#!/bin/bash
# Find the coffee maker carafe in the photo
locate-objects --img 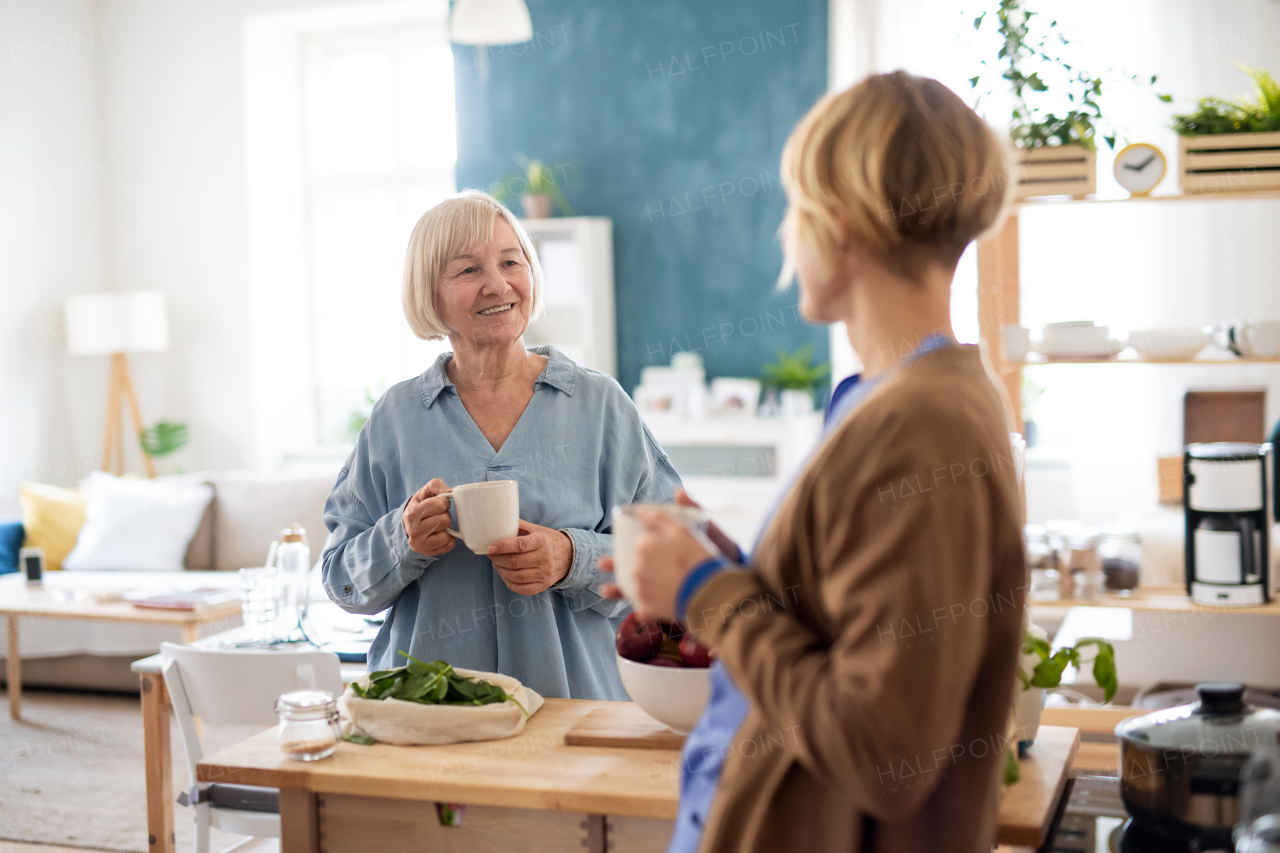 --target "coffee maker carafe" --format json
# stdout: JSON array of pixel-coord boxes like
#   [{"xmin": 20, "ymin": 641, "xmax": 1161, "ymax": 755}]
[{"xmin": 1184, "ymin": 442, "xmax": 1273, "ymax": 606}]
